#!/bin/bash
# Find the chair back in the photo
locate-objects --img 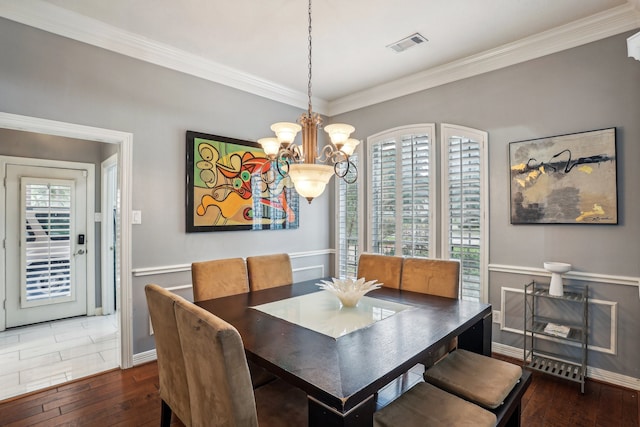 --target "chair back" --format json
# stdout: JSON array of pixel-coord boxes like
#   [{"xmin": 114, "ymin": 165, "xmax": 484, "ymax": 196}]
[
  {"xmin": 174, "ymin": 298, "xmax": 259, "ymax": 427},
  {"xmin": 246, "ymin": 253, "xmax": 293, "ymax": 291},
  {"xmin": 401, "ymin": 258, "xmax": 460, "ymax": 298},
  {"xmin": 357, "ymin": 253, "xmax": 403, "ymax": 289},
  {"xmin": 144, "ymin": 284, "xmax": 191, "ymax": 426},
  {"xmin": 191, "ymin": 257, "xmax": 249, "ymax": 302}
]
